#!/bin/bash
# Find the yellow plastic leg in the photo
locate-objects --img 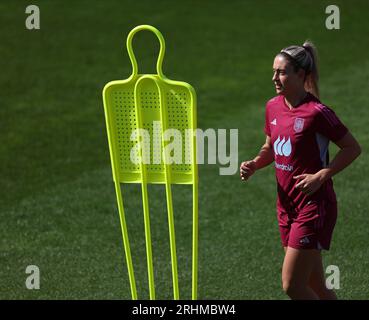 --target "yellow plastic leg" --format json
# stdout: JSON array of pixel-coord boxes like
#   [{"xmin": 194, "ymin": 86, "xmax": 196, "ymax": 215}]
[{"xmin": 114, "ymin": 181, "xmax": 137, "ymax": 299}]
